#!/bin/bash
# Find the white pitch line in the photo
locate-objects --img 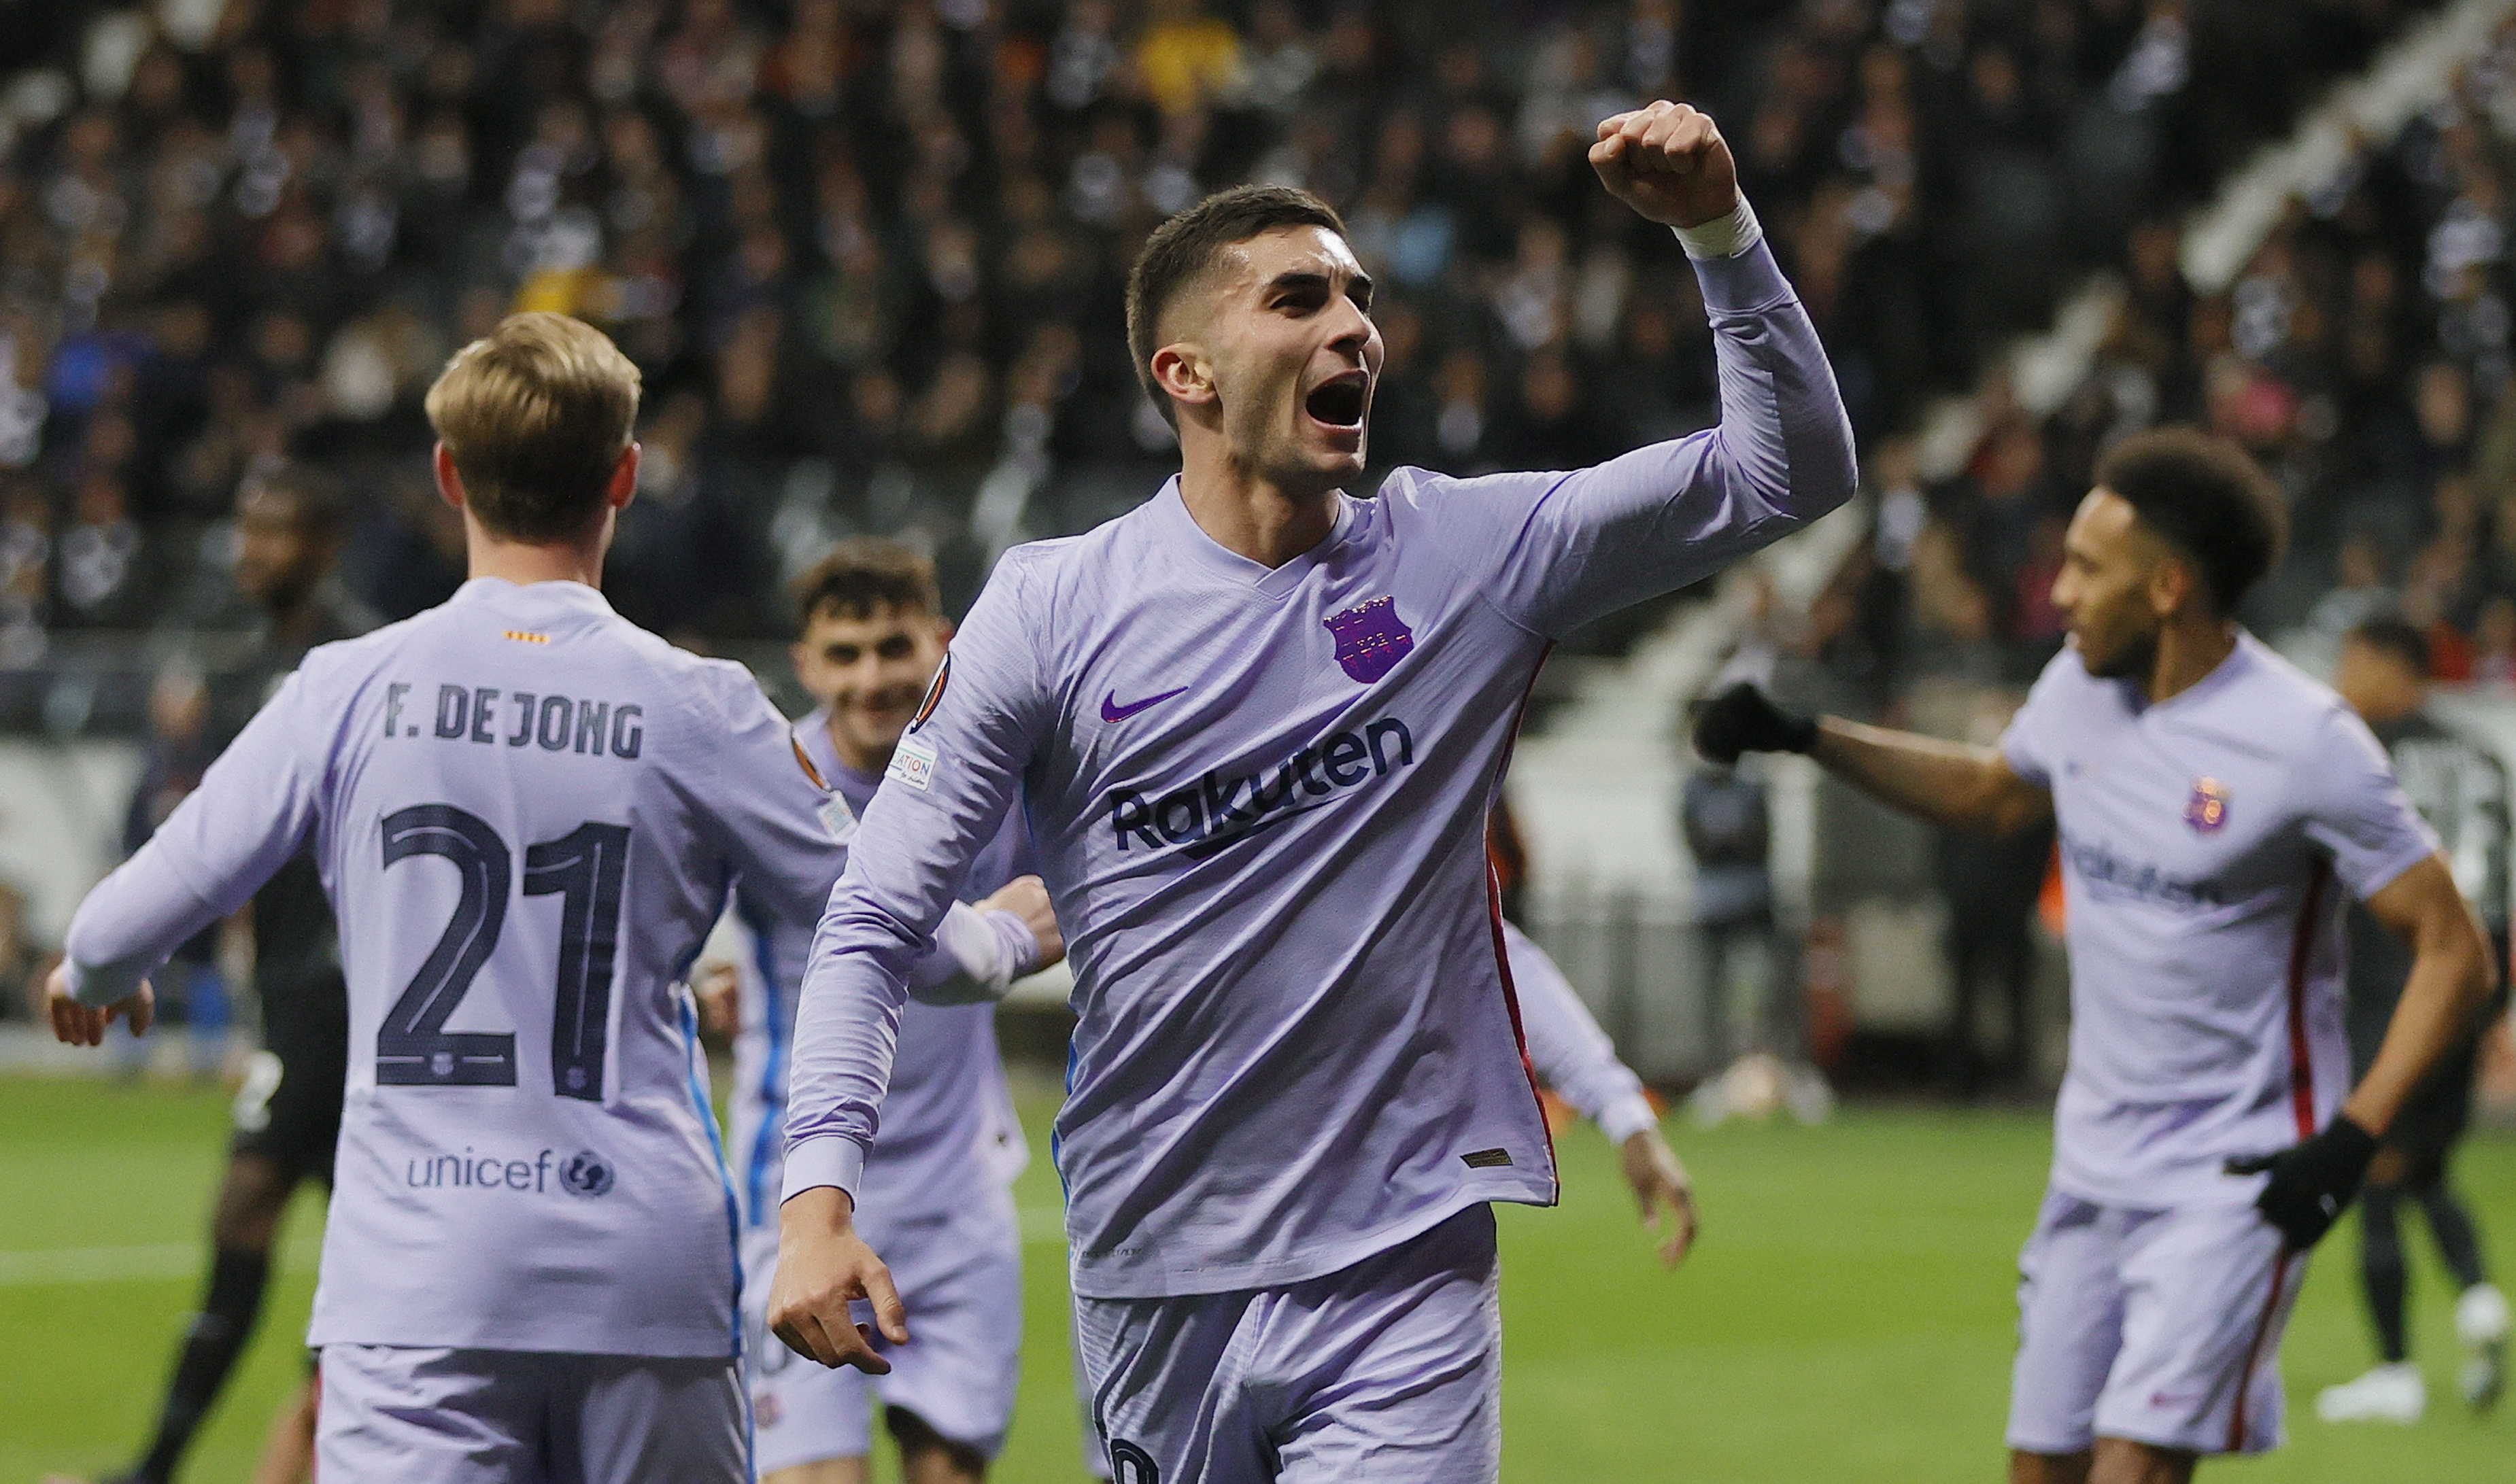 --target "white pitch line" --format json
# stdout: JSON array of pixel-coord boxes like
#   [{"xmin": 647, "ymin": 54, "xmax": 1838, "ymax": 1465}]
[
  {"xmin": 0, "ymin": 1218, "xmax": 1072, "ymax": 1286},
  {"xmin": 0, "ymin": 1243, "xmax": 201, "ymax": 1285}
]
